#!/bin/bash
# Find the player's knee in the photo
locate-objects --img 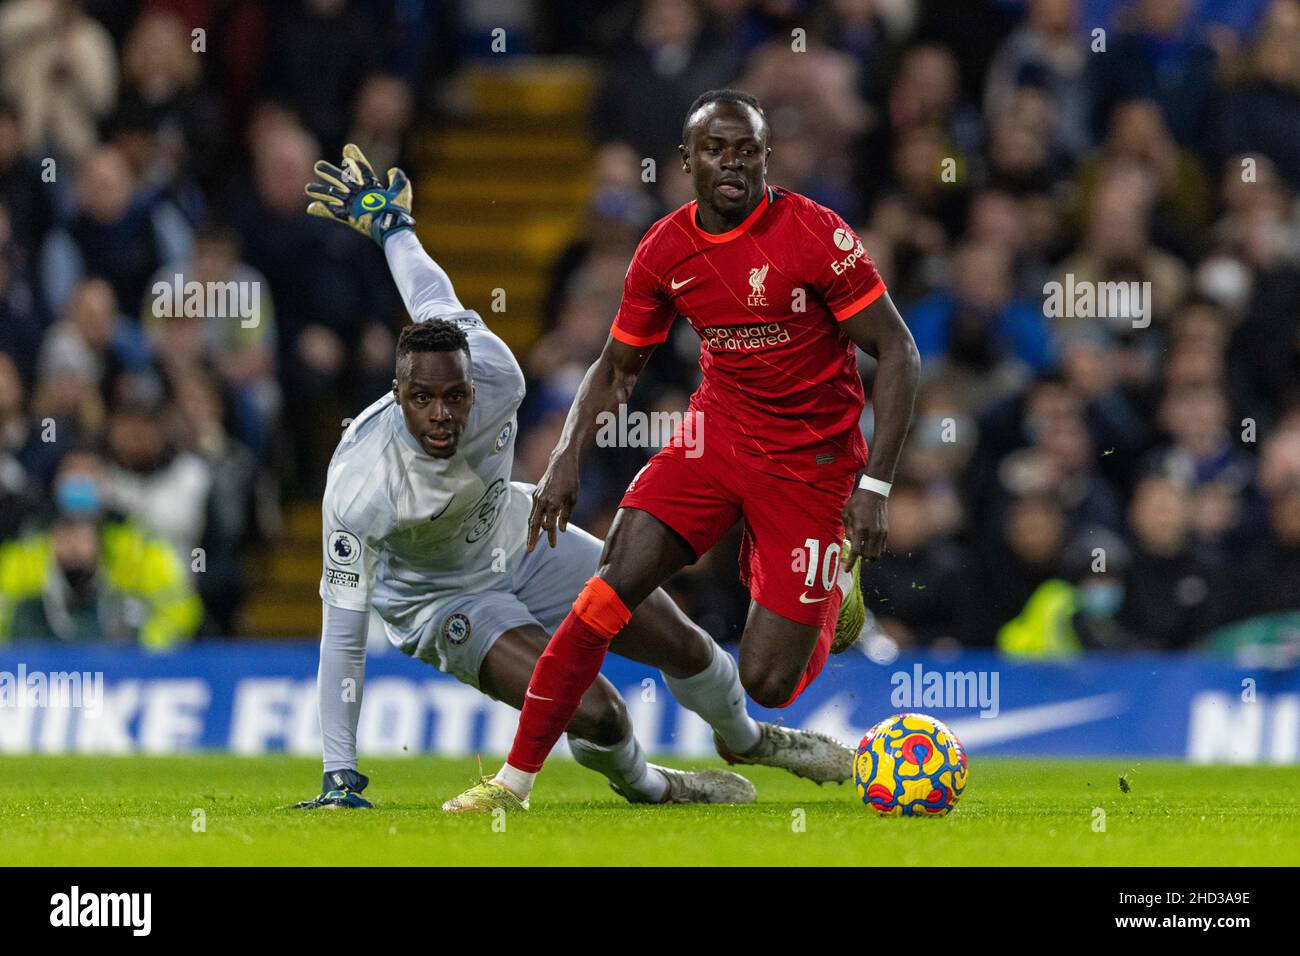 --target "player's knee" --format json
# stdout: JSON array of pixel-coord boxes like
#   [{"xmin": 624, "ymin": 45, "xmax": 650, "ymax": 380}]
[
  {"xmin": 739, "ymin": 662, "xmax": 800, "ymax": 710},
  {"xmin": 660, "ymin": 617, "xmax": 714, "ymax": 679},
  {"xmin": 592, "ymin": 569, "xmax": 650, "ymax": 615},
  {"xmin": 677, "ymin": 624, "xmax": 716, "ymax": 675},
  {"xmin": 569, "ymin": 686, "xmax": 630, "ymax": 747}
]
